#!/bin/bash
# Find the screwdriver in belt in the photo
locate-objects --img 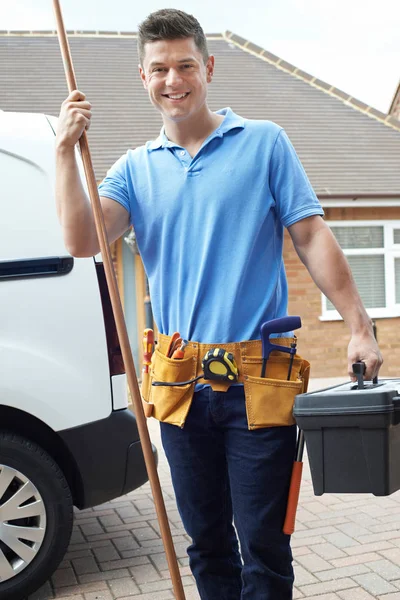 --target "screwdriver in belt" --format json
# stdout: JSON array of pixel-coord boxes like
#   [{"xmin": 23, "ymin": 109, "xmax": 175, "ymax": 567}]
[
  {"xmin": 142, "ymin": 328, "xmax": 154, "ymax": 373},
  {"xmin": 172, "ymin": 340, "xmax": 188, "ymax": 359}
]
